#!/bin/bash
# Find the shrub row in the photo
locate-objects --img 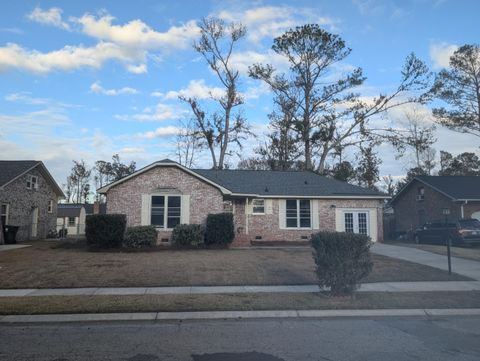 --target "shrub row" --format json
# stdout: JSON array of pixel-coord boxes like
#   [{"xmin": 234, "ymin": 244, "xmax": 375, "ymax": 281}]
[{"xmin": 85, "ymin": 212, "xmax": 235, "ymax": 249}]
